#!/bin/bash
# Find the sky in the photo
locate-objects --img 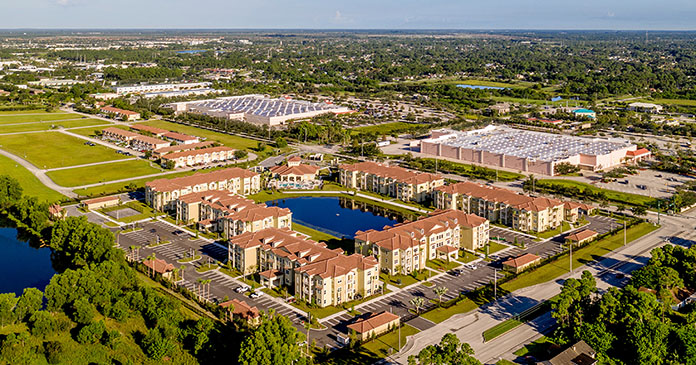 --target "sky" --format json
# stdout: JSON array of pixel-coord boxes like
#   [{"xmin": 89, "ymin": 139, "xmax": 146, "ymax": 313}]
[{"xmin": 0, "ymin": 0, "xmax": 695, "ymax": 30}]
